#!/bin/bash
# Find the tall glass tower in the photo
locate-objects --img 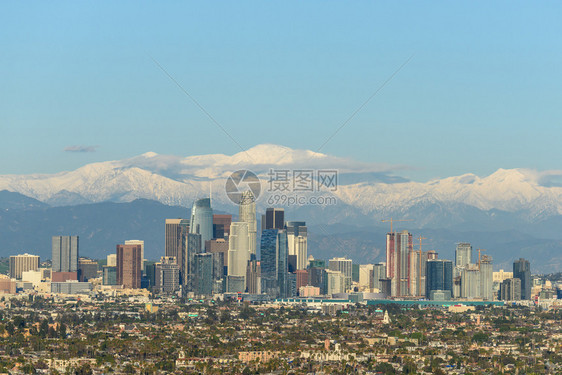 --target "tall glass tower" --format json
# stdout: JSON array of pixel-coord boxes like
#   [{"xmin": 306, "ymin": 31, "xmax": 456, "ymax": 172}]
[
  {"xmin": 194, "ymin": 253, "xmax": 214, "ymax": 296},
  {"xmin": 277, "ymin": 230, "xmax": 289, "ymax": 298},
  {"xmin": 190, "ymin": 198, "xmax": 213, "ymax": 246},
  {"xmin": 260, "ymin": 229, "xmax": 278, "ymax": 283},
  {"xmin": 260, "ymin": 228, "xmax": 289, "ymax": 297},
  {"xmin": 426, "ymin": 259, "xmax": 453, "ymax": 299},
  {"xmin": 513, "ymin": 258, "xmax": 531, "ymax": 300}
]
